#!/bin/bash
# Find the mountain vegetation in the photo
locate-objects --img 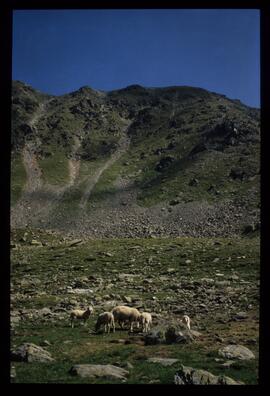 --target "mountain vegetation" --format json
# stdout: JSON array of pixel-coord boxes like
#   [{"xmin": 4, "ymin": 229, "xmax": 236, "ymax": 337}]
[{"xmin": 11, "ymin": 81, "xmax": 260, "ymax": 238}]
